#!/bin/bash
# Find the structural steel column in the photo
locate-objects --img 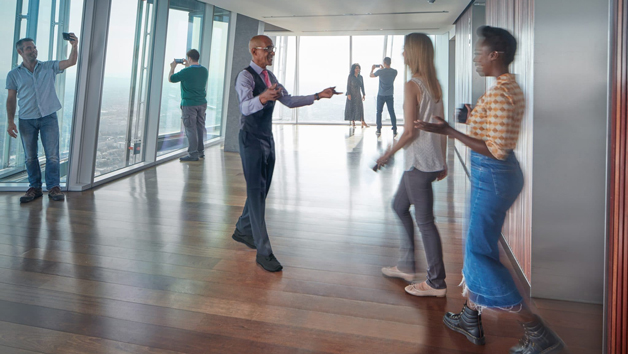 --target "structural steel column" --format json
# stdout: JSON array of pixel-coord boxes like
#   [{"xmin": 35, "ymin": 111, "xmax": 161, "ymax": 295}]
[{"xmin": 66, "ymin": 0, "xmax": 112, "ymax": 190}]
